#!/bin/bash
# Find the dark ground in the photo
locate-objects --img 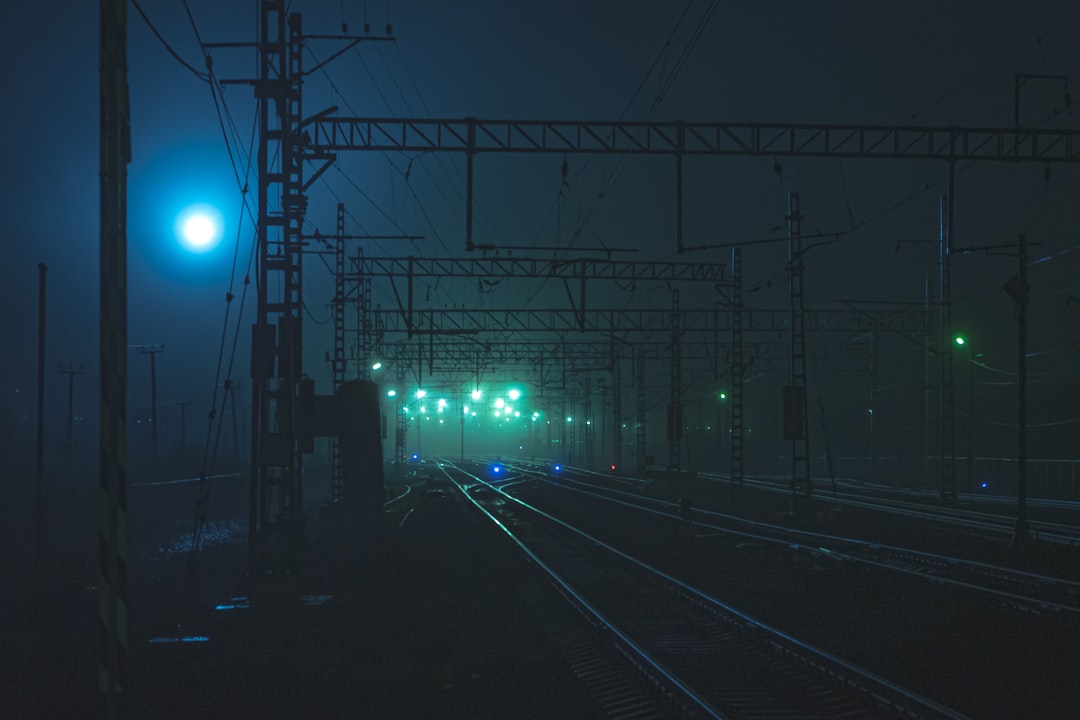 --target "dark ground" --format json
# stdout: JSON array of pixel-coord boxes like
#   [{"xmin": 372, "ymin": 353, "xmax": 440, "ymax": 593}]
[
  {"xmin": 3, "ymin": 470, "xmax": 602, "ymax": 719},
  {"xmin": 4, "ymin": 464, "xmax": 1078, "ymax": 719}
]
